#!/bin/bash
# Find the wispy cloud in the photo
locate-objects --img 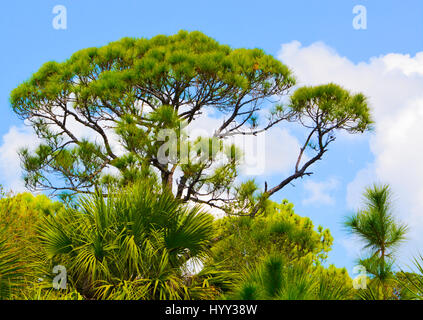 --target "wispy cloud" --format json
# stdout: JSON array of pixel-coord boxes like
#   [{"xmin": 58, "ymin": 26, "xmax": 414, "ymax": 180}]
[
  {"xmin": 302, "ymin": 177, "xmax": 339, "ymax": 206},
  {"xmin": 0, "ymin": 126, "xmax": 39, "ymax": 192}
]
